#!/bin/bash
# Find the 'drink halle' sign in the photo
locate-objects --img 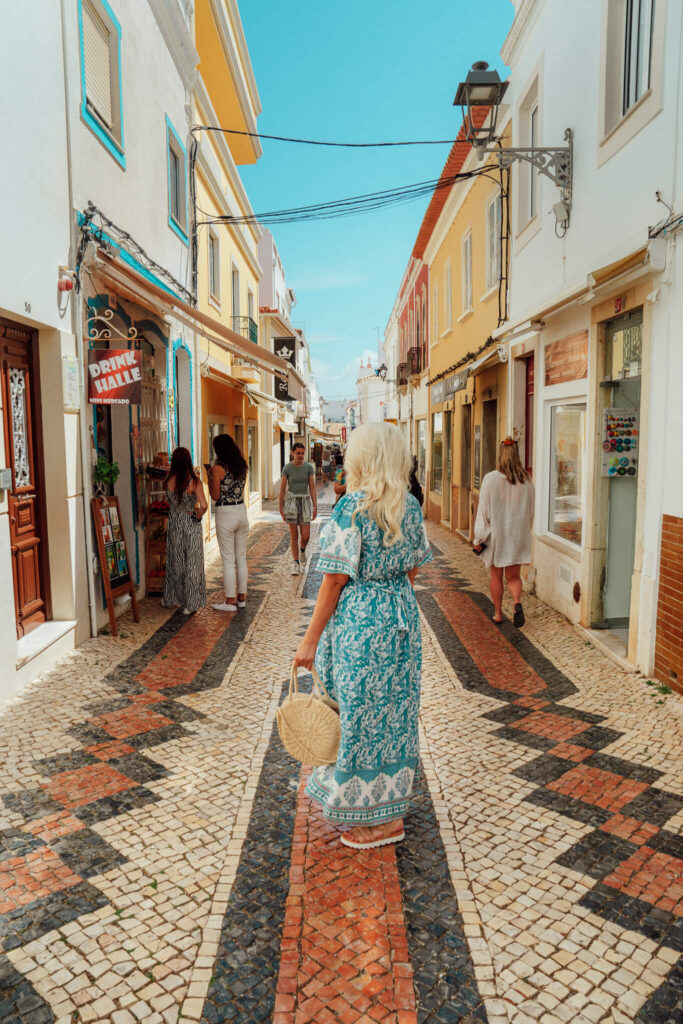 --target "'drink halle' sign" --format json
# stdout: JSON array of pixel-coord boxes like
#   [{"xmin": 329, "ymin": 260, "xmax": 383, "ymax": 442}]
[{"xmin": 88, "ymin": 350, "xmax": 142, "ymax": 405}]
